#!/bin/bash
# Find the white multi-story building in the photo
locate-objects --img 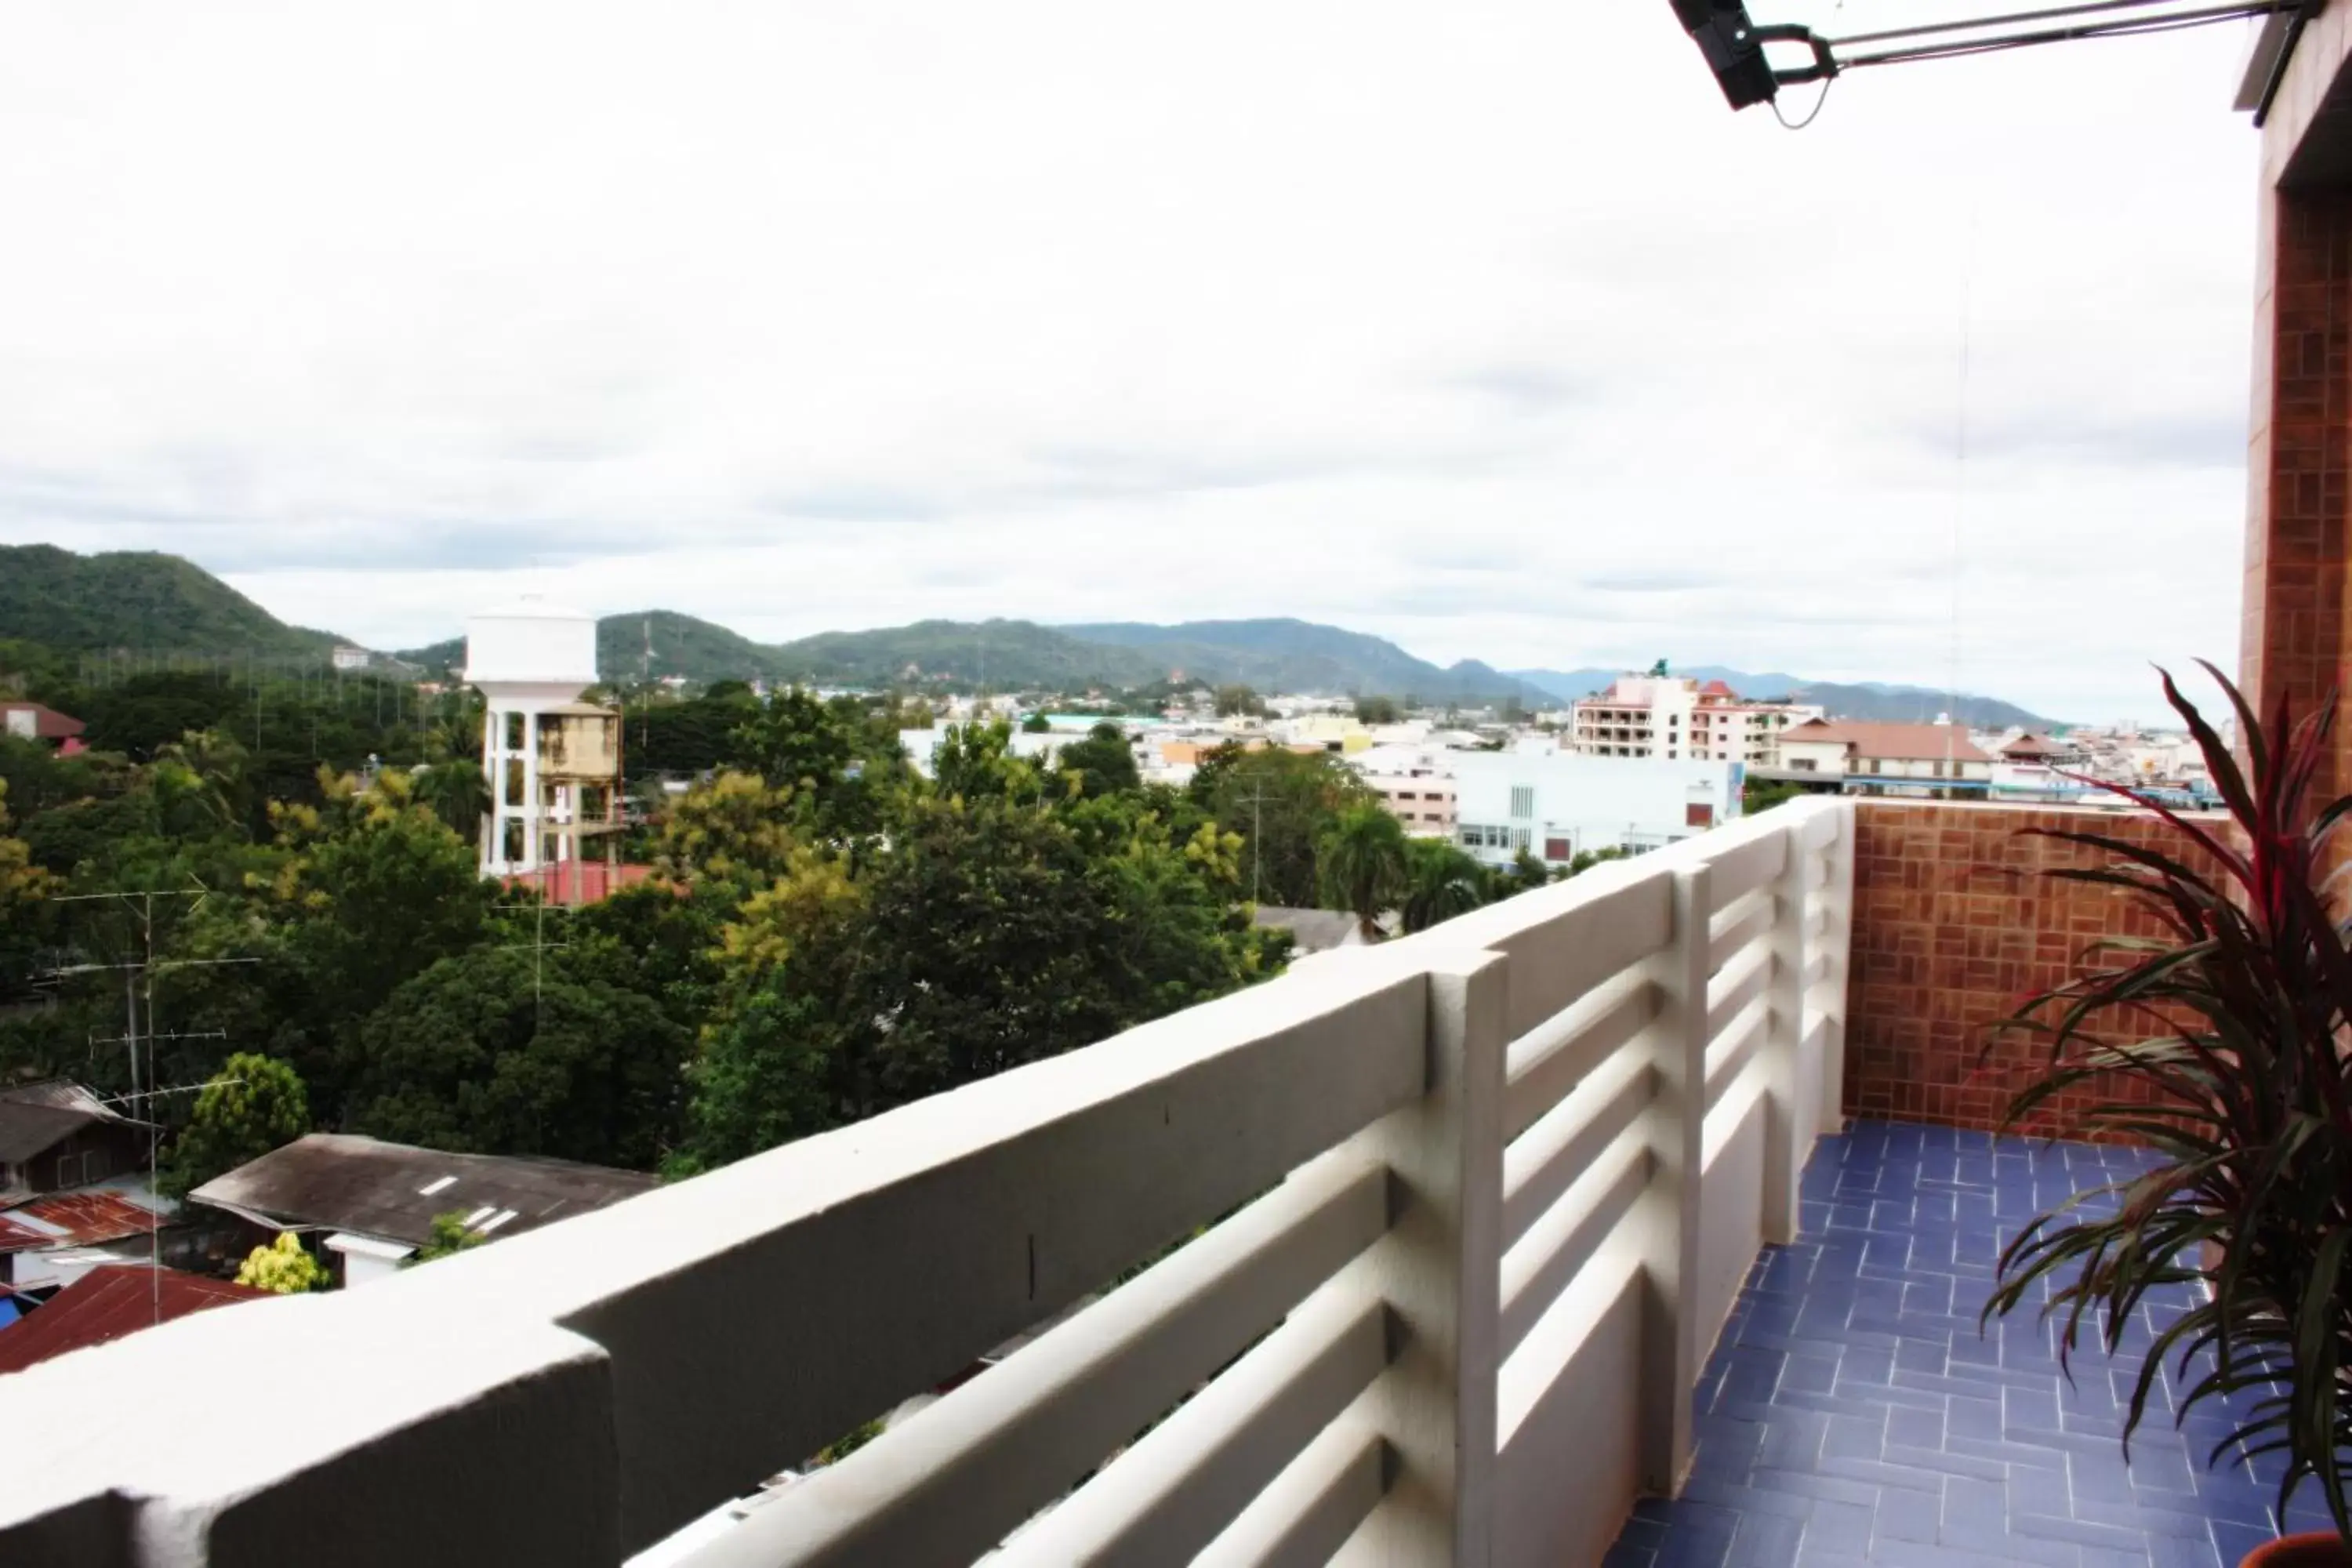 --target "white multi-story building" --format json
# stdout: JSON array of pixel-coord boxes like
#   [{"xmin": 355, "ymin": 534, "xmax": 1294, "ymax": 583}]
[
  {"xmin": 1350, "ymin": 744, "xmax": 1459, "ymax": 837},
  {"xmin": 1570, "ymin": 675, "xmax": 1819, "ymax": 767},
  {"xmin": 1450, "ymin": 742, "xmax": 1743, "ymax": 867}
]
